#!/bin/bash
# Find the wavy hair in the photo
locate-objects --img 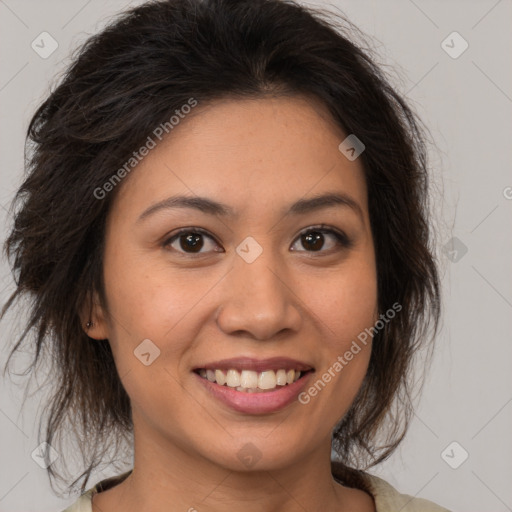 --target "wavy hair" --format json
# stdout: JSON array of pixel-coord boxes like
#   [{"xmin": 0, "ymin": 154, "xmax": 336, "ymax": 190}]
[{"xmin": 1, "ymin": 0, "xmax": 441, "ymax": 496}]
